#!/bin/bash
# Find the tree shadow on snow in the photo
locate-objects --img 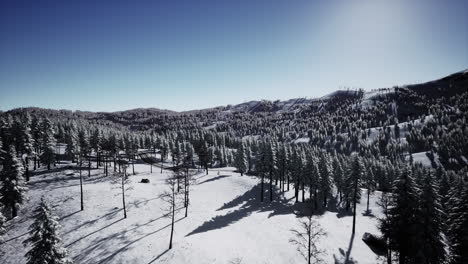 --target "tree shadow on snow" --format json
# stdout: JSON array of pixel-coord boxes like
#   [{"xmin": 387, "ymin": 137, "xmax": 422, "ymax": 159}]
[
  {"xmin": 198, "ymin": 175, "xmax": 230, "ymax": 185},
  {"xmin": 147, "ymin": 248, "xmax": 170, "ymax": 264},
  {"xmin": 186, "ymin": 183, "xmax": 299, "ymax": 237},
  {"xmin": 95, "ymin": 218, "xmax": 185, "ymax": 264},
  {"xmin": 333, "ymin": 232, "xmax": 358, "ymax": 264}
]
